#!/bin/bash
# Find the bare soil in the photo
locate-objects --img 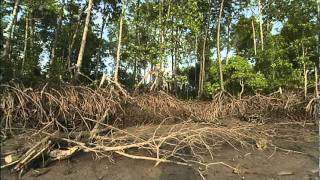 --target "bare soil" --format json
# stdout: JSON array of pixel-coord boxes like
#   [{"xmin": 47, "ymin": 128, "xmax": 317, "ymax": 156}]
[{"xmin": 1, "ymin": 121, "xmax": 319, "ymax": 180}]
